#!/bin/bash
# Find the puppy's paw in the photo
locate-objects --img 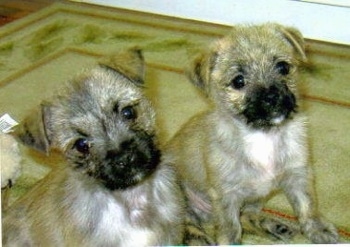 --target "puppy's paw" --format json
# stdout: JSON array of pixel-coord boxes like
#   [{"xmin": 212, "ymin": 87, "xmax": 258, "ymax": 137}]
[
  {"xmin": 217, "ymin": 234, "xmax": 241, "ymax": 245},
  {"xmin": 184, "ymin": 223, "xmax": 216, "ymax": 245},
  {"xmin": 223, "ymin": 227, "xmax": 242, "ymax": 245},
  {"xmin": 260, "ymin": 217, "xmax": 298, "ymax": 241},
  {"xmin": 302, "ymin": 217, "xmax": 339, "ymax": 244}
]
